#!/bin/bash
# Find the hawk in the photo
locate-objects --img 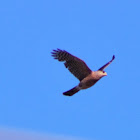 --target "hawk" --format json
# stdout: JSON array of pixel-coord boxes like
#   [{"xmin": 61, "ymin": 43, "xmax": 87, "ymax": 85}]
[{"xmin": 51, "ymin": 49, "xmax": 115, "ymax": 96}]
